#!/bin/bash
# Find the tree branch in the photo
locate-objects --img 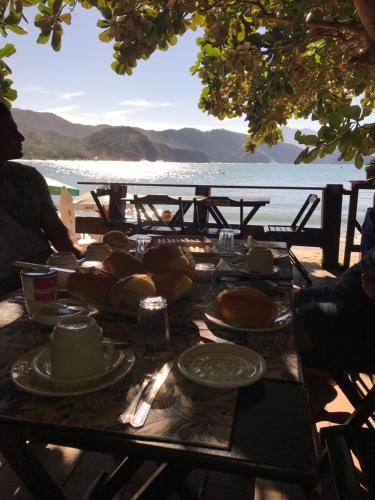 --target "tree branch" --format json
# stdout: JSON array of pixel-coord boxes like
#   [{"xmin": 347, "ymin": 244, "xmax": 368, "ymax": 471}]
[
  {"xmin": 353, "ymin": 0, "xmax": 375, "ymax": 43},
  {"xmin": 259, "ymin": 13, "xmax": 365, "ymax": 36}
]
